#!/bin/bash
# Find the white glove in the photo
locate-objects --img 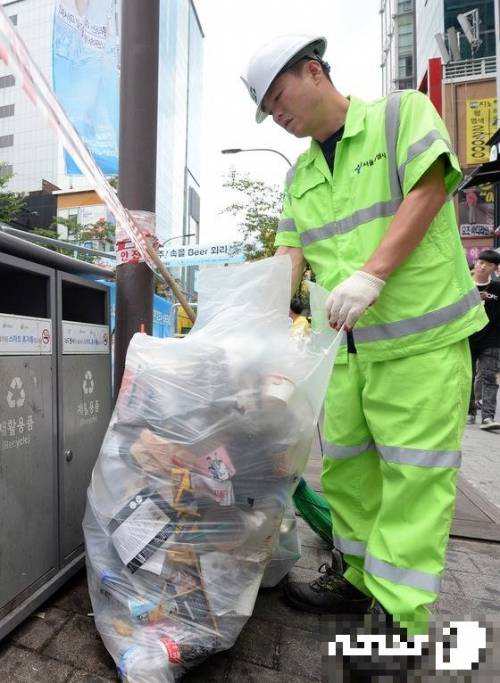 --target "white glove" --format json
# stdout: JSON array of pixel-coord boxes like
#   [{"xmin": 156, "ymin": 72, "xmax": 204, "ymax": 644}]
[{"xmin": 325, "ymin": 271, "xmax": 385, "ymax": 330}]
